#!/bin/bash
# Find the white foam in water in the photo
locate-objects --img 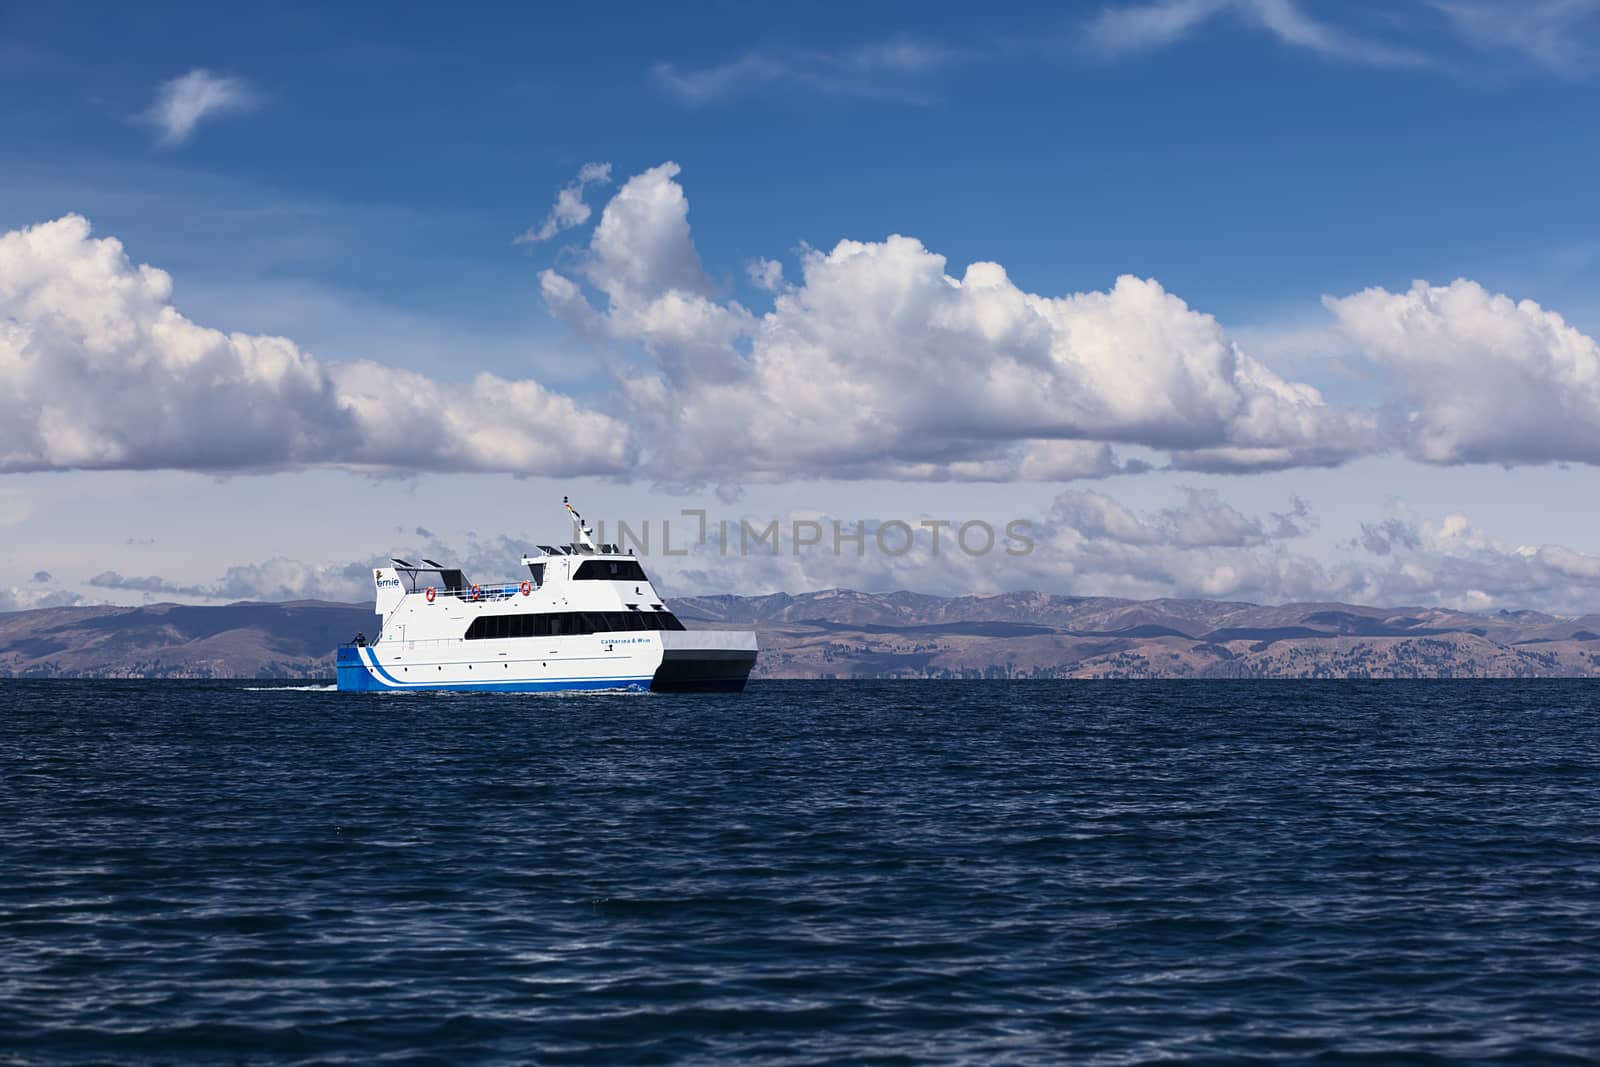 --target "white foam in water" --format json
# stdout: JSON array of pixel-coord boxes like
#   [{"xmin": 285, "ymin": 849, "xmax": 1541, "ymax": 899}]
[
  {"xmin": 440, "ymin": 687, "xmax": 652, "ymax": 699},
  {"xmin": 241, "ymin": 684, "xmax": 339, "ymax": 692},
  {"xmin": 237, "ymin": 684, "xmax": 646, "ymax": 697}
]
